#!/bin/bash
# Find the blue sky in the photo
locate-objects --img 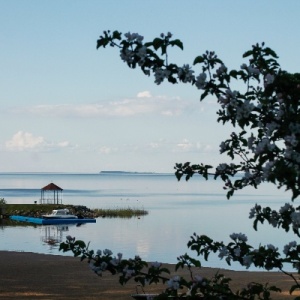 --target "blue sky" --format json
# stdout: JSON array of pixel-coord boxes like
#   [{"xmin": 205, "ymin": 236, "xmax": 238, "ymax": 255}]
[{"xmin": 1, "ymin": 1, "xmax": 300, "ymax": 173}]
